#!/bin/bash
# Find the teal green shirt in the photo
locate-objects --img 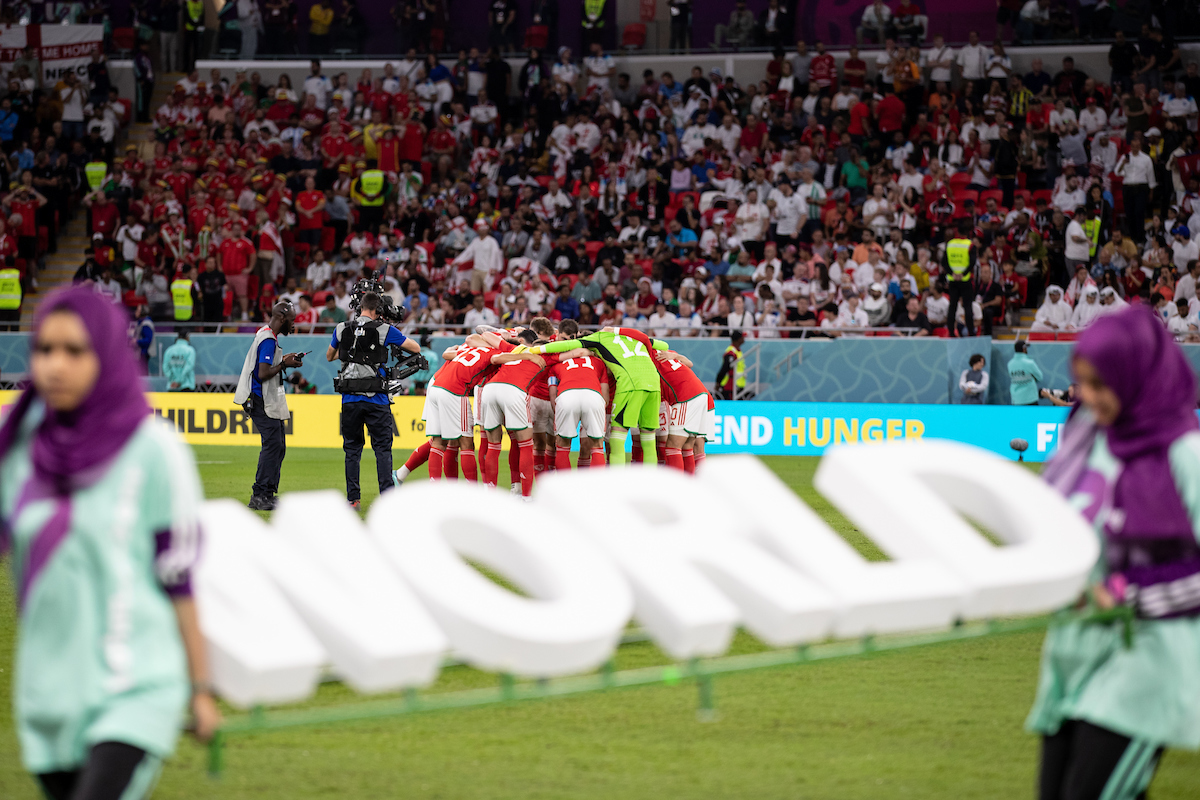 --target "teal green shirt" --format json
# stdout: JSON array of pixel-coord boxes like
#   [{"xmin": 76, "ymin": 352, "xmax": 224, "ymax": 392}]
[
  {"xmin": 162, "ymin": 339, "xmax": 196, "ymax": 391},
  {"xmin": 411, "ymin": 345, "xmax": 440, "ymax": 387},
  {"xmin": 3, "ymin": 411, "xmax": 202, "ymax": 772},
  {"xmin": 1007, "ymin": 353, "xmax": 1043, "ymax": 405},
  {"xmin": 1027, "ymin": 431, "xmax": 1200, "ymax": 749}
]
